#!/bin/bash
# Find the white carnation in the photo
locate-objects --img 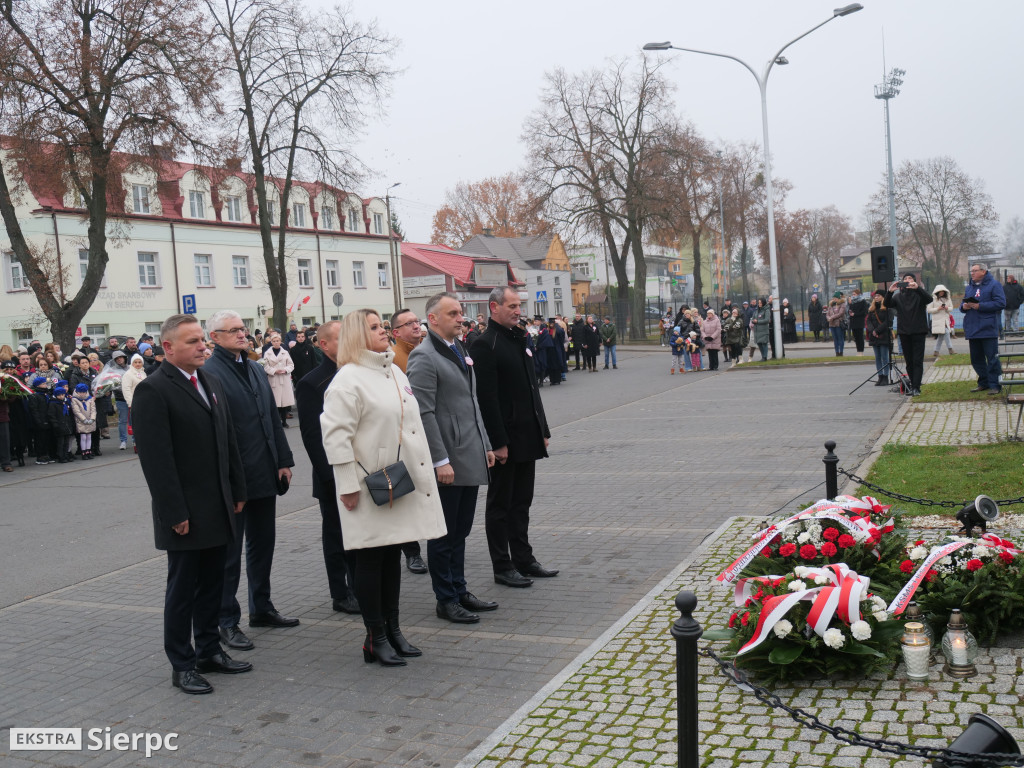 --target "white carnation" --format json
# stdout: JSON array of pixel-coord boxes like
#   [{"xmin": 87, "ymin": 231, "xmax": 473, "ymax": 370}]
[
  {"xmin": 788, "ymin": 580, "xmax": 807, "ymax": 592},
  {"xmin": 871, "ymin": 595, "xmax": 887, "ymax": 611},
  {"xmin": 793, "ymin": 567, "xmax": 809, "ymax": 578},
  {"xmin": 797, "ymin": 531, "xmax": 812, "ymax": 544},
  {"xmin": 972, "ymin": 546, "xmax": 992, "ymax": 559},
  {"xmin": 938, "ymin": 556, "xmax": 952, "ymax": 566},
  {"xmin": 773, "ymin": 620, "xmax": 793, "ymax": 638},
  {"xmin": 909, "ymin": 546, "xmax": 928, "ymax": 561},
  {"xmin": 806, "ymin": 523, "xmax": 822, "ymax": 536},
  {"xmin": 851, "ymin": 620, "xmax": 872, "ymax": 641},
  {"xmin": 814, "ymin": 575, "xmax": 830, "ymax": 585},
  {"xmin": 872, "ymin": 610, "xmax": 889, "ymax": 623},
  {"xmin": 823, "ymin": 628, "xmax": 845, "ymax": 649}
]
